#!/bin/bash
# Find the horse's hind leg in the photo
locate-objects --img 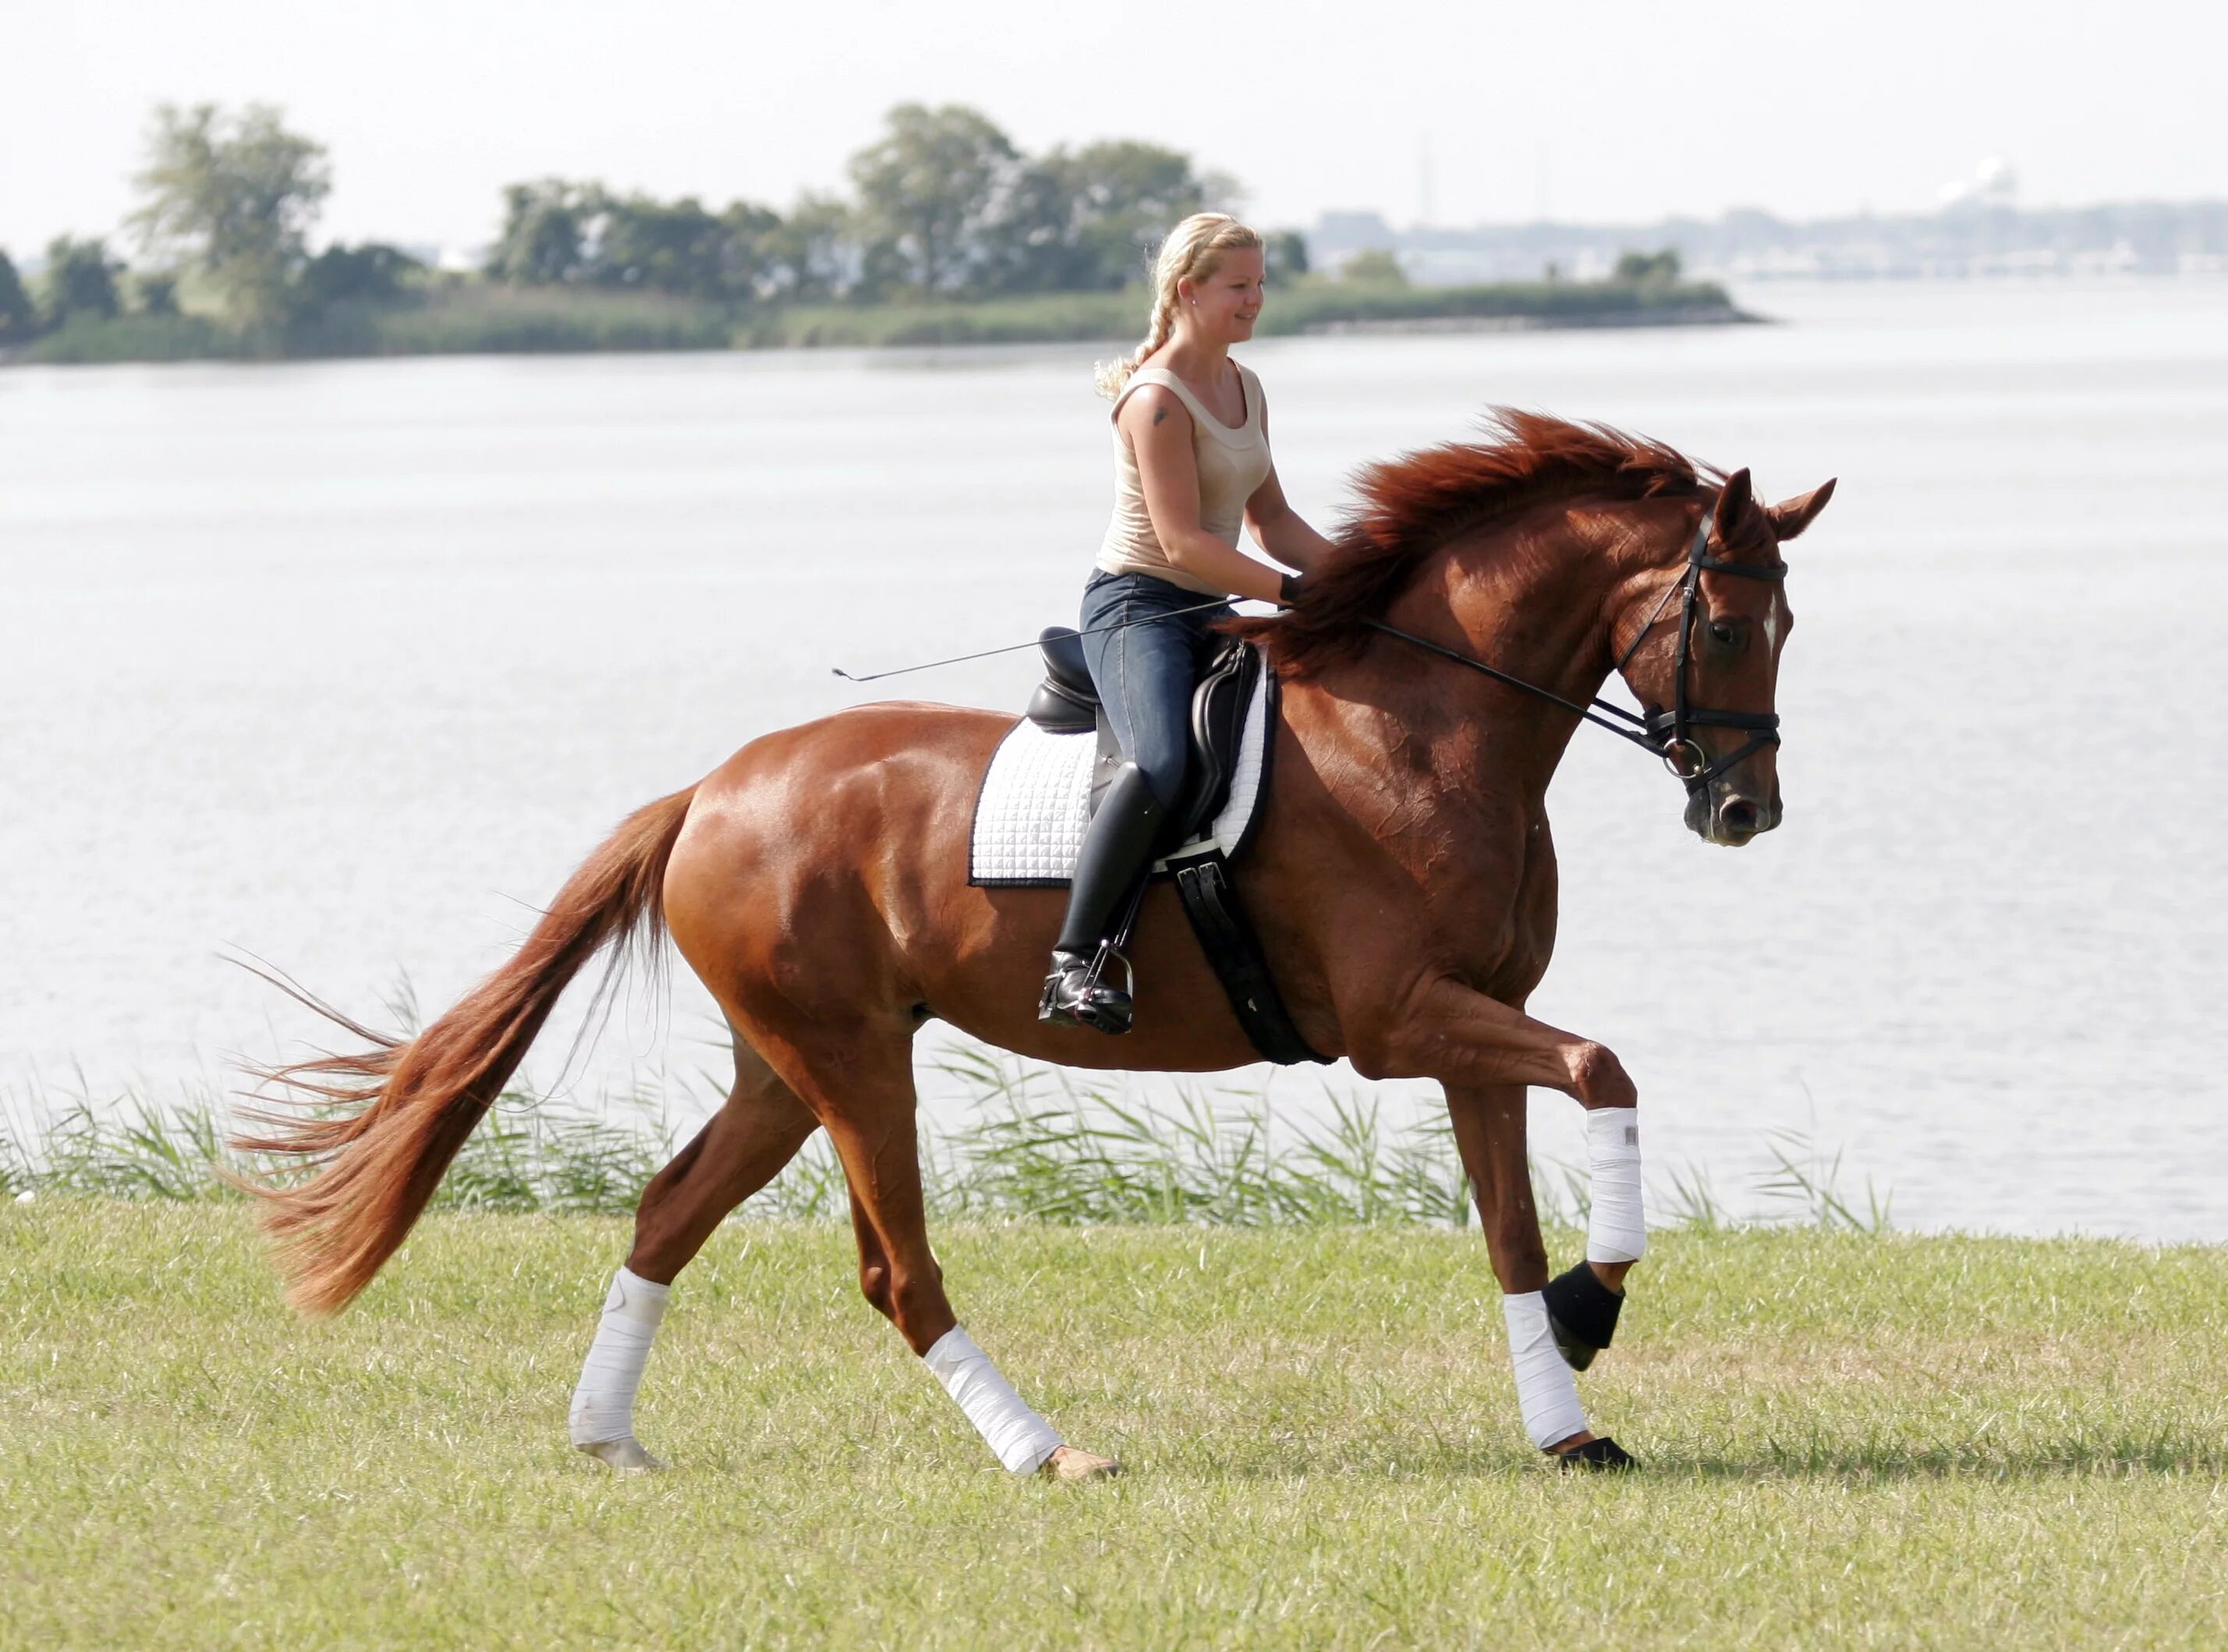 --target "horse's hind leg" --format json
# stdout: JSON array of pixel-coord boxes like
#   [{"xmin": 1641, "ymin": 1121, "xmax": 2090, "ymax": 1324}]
[
  {"xmin": 569, "ymin": 1035, "xmax": 817, "ymax": 1472},
  {"xmin": 625, "ymin": 1035, "xmax": 818, "ymax": 1282},
  {"xmin": 766, "ymin": 1024, "xmax": 1118, "ymax": 1481}
]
